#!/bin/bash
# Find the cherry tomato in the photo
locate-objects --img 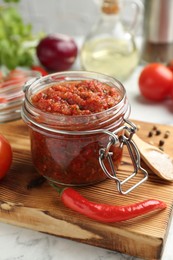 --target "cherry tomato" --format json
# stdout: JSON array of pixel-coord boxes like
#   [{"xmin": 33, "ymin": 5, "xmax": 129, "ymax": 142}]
[
  {"xmin": 6, "ymin": 69, "xmax": 28, "ymax": 80},
  {"xmin": 138, "ymin": 63, "xmax": 173, "ymax": 101},
  {"xmin": 0, "ymin": 134, "xmax": 13, "ymax": 180},
  {"xmin": 31, "ymin": 65, "xmax": 48, "ymax": 76}
]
